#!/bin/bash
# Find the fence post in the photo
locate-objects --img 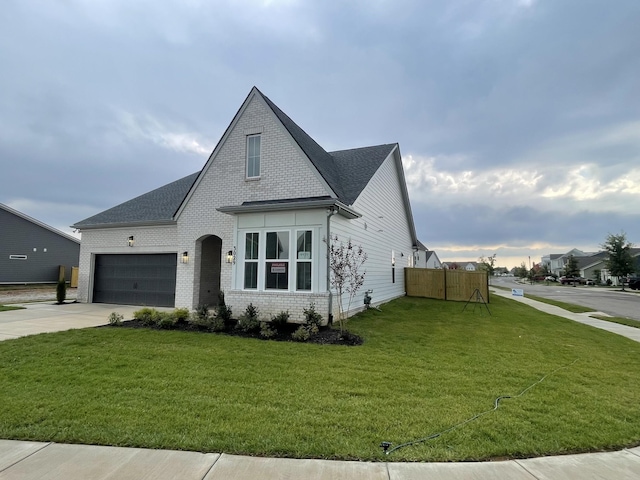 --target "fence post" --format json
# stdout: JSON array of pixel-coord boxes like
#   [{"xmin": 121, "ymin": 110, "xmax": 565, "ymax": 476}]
[{"xmin": 443, "ymin": 267, "xmax": 447, "ymax": 300}]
